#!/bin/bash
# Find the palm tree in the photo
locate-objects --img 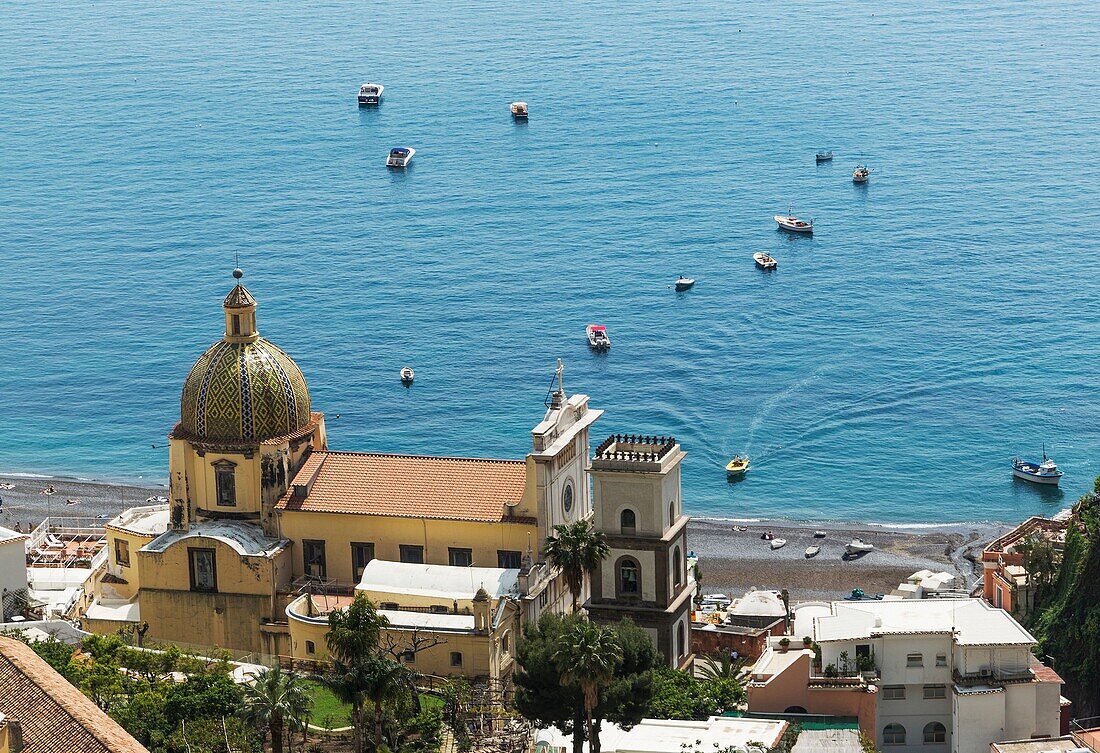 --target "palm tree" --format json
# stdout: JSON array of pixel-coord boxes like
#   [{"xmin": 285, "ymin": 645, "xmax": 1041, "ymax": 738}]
[
  {"xmin": 553, "ymin": 619, "xmax": 623, "ymax": 753},
  {"xmin": 363, "ymin": 655, "xmax": 413, "ymax": 749},
  {"xmin": 697, "ymin": 648, "xmax": 747, "ymax": 682},
  {"xmin": 324, "ymin": 593, "xmax": 391, "ymax": 753},
  {"xmin": 239, "ymin": 666, "xmax": 312, "ymax": 753},
  {"xmin": 544, "ymin": 520, "xmax": 610, "ymax": 612}
]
